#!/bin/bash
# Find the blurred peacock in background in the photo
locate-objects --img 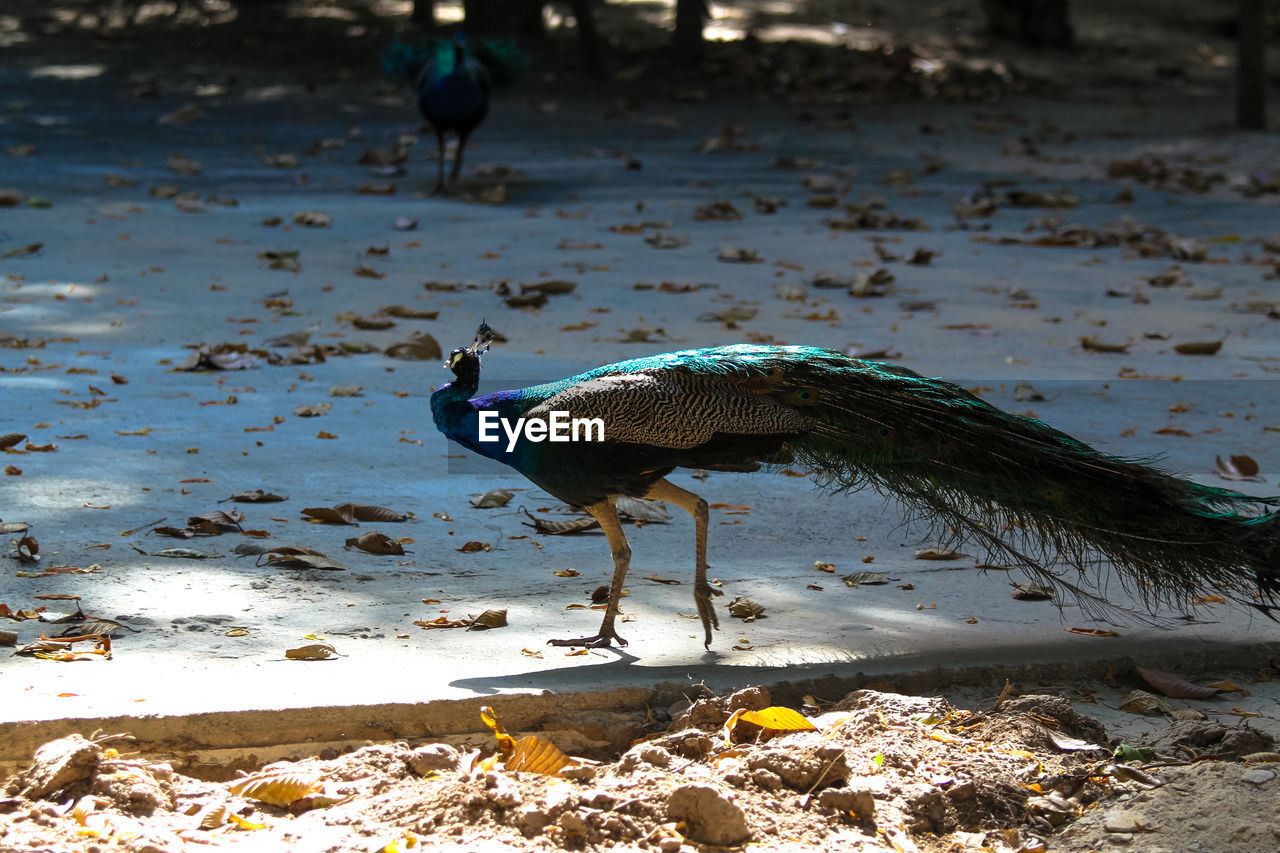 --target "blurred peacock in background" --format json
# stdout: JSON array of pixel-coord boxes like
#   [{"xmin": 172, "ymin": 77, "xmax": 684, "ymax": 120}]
[
  {"xmin": 381, "ymin": 33, "xmax": 527, "ymax": 194},
  {"xmin": 432, "ymin": 324, "xmax": 1279, "ymax": 649}
]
